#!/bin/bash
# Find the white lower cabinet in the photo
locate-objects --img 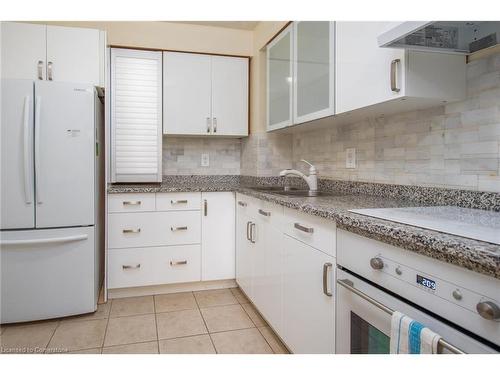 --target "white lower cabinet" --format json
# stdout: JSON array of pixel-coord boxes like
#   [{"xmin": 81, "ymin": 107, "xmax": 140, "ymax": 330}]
[
  {"xmin": 201, "ymin": 192, "xmax": 236, "ymax": 281},
  {"xmin": 108, "ymin": 245, "xmax": 201, "ymax": 289},
  {"xmin": 107, "ymin": 191, "xmax": 236, "ymax": 290},
  {"xmin": 282, "ymin": 235, "xmax": 335, "ymax": 354},
  {"xmin": 235, "ymin": 192, "xmax": 336, "ymax": 353}
]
